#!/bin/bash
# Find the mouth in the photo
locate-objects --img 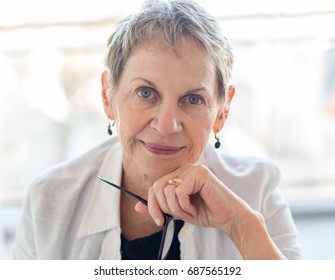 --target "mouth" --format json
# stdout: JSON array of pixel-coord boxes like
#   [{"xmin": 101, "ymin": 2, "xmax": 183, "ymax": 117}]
[{"xmin": 141, "ymin": 141, "xmax": 184, "ymax": 155}]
